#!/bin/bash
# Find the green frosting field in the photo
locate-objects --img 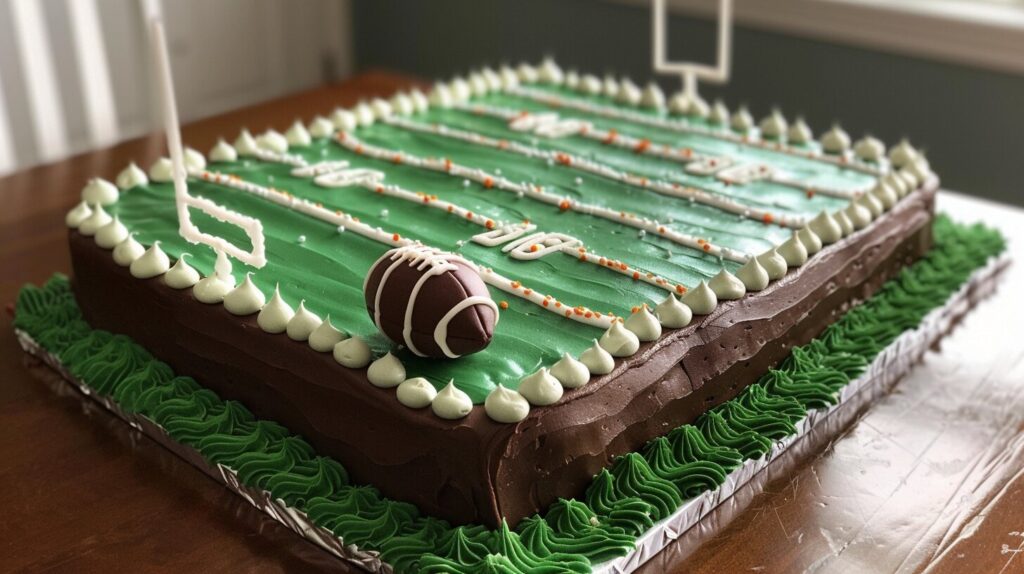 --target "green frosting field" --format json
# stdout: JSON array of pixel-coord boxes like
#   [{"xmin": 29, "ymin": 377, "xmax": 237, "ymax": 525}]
[
  {"xmin": 16, "ymin": 216, "xmax": 1004, "ymax": 573},
  {"xmin": 103, "ymin": 86, "xmax": 873, "ymax": 403}
]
